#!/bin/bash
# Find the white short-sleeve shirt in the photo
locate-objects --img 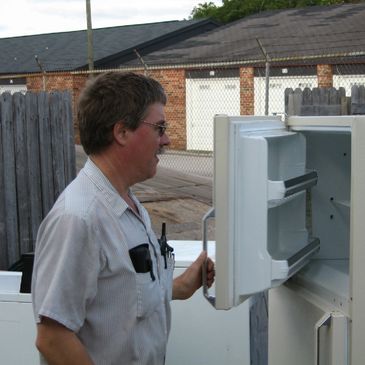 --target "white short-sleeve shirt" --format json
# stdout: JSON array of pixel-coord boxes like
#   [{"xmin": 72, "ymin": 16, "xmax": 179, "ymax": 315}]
[{"xmin": 32, "ymin": 158, "xmax": 174, "ymax": 365}]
